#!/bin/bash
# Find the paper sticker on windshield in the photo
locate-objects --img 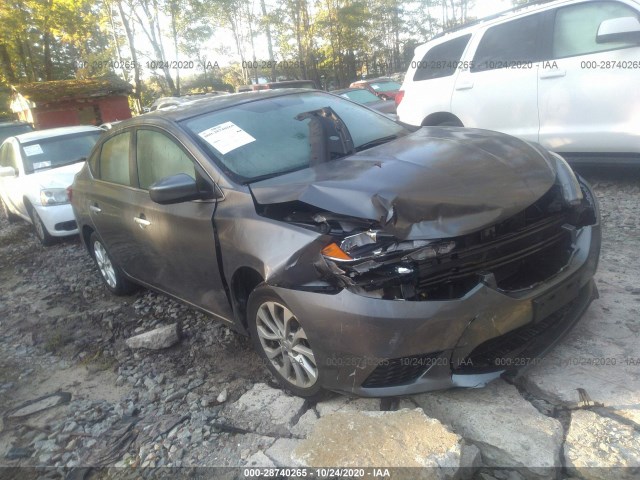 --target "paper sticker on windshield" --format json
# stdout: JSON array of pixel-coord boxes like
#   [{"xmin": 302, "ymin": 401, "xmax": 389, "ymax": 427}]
[
  {"xmin": 33, "ymin": 161, "xmax": 51, "ymax": 170},
  {"xmin": 198, "ymin": 122, "xmax": 256, "ymax": 155},
  {"xmin": 23, "ymin": 144, "xmax": 44, "ymax": 156}
]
